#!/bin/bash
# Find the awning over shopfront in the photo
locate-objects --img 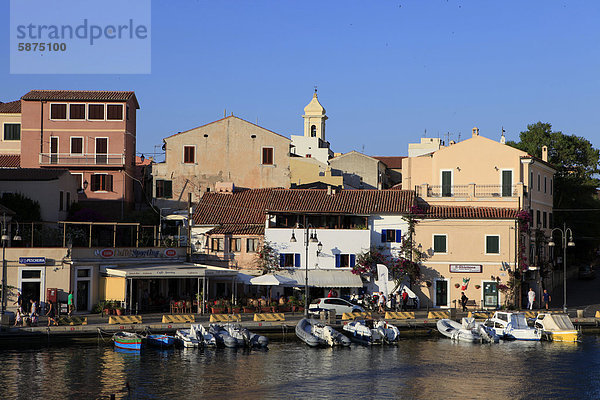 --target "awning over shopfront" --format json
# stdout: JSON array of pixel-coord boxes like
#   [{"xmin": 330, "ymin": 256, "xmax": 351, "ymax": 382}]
[
  {"xmin": 104, "ymin": 263, "xmax": 238, "ymax": 278},
  {"xmin": 277, "ymin": 269, "xmax": 363, "ymax": 288},
  {"xmin": 250, "ymin": 273, "xmax": 298, "ymax": 286}
]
